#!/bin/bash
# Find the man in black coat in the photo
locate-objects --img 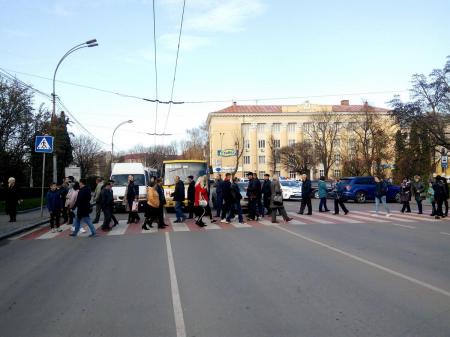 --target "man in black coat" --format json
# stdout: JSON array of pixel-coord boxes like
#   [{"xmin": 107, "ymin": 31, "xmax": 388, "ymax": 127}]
[
  {"xmin": 187, "ymin": 175, "xmax": 196, "ymax": 219},
  {"xmin": 246, "ymin": 172, "xmax": 259, "ymax": 221},
  {"xmin": 70, "ymin": 178, "xmax": 97, "ymax": 237},
  {"xmin": 100, "ymin": 180, "xmax": 119, "ymax": 231},
  {"xmin": 254, "ymin": 173, "xmax": 263, "ymax": 217},
  {"xmin": 156, "ymin": 178, "xmax": 167, "ymax": 228},
  {"xmin": 220, "ymin": 173, "xmax": 233, "ymax": 222},
  {"xmin": 262, "ymin": 174, "xmax": 272, "ymax": 216},
  {"xmin": 215, "ymin": 174, "xmax": 223, "ymax": 217},
  {"xmin": 298, "ymin": 174, "xmax": 312, "ymax": 215},
  {"xmin": 171, "ymin": 176, "xmax": 186, "ymax": 223}
]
